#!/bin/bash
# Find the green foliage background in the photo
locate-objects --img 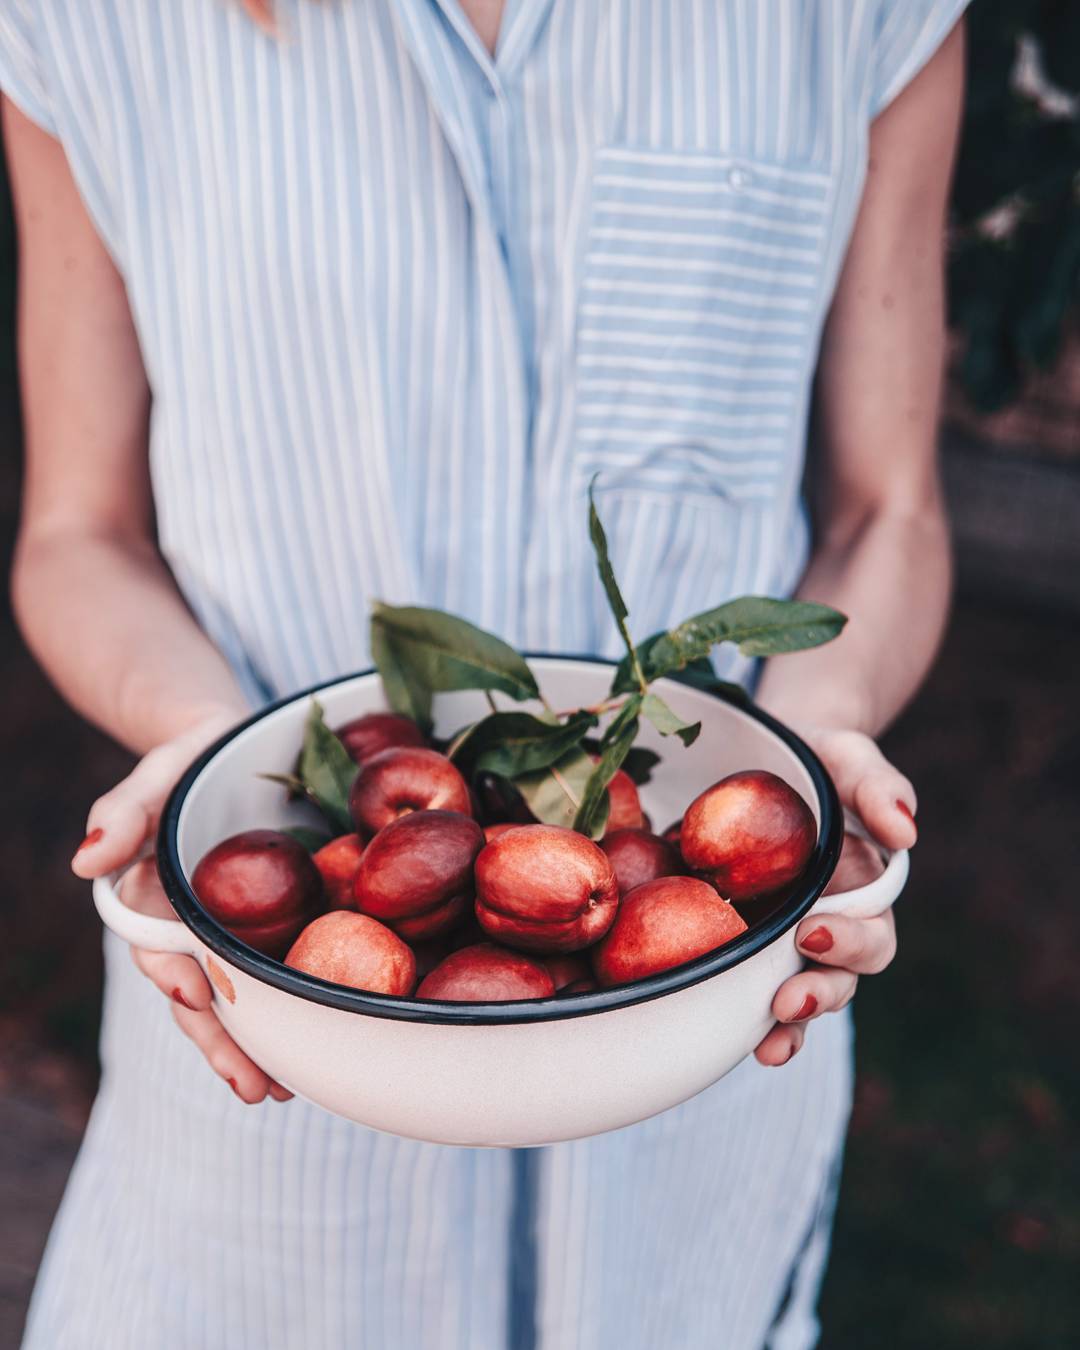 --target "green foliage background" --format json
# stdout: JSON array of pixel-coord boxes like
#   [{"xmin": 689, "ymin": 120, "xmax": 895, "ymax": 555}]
[{"xmin": 950, "ymin": 1, "xmax": 1080, "ymax": 410}]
